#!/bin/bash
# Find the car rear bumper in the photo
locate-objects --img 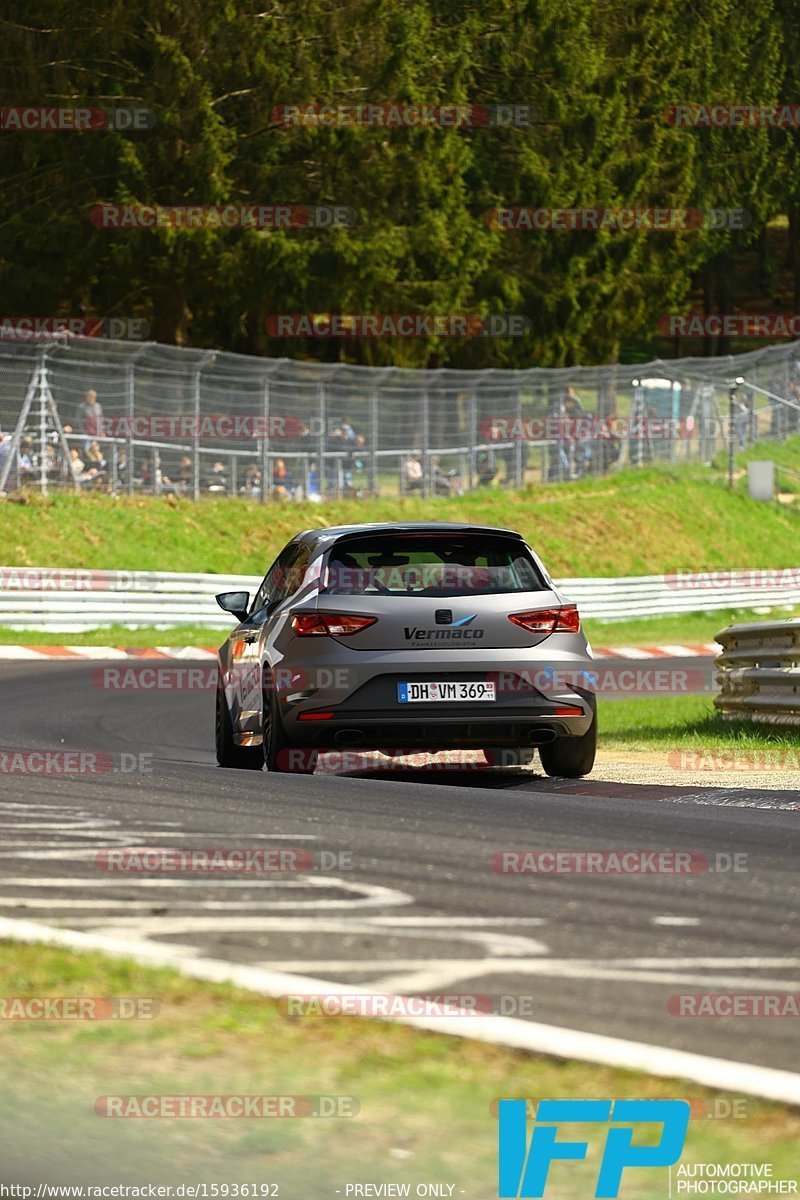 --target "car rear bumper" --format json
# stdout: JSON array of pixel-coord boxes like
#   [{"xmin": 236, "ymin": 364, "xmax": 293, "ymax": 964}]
[{"xmin": 282, "ymin": 686, "xmax": 596, "ymax": 749}]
